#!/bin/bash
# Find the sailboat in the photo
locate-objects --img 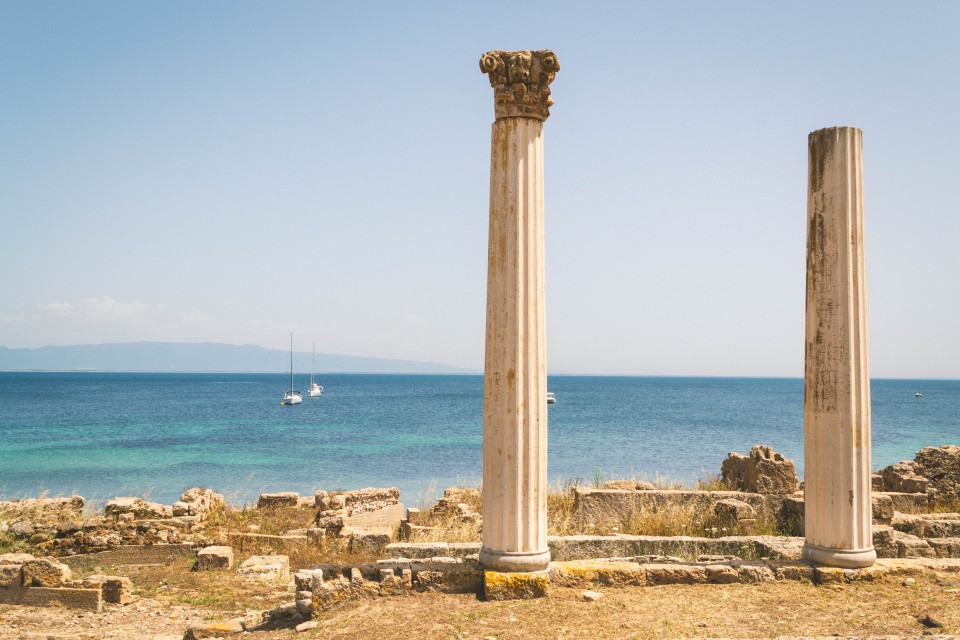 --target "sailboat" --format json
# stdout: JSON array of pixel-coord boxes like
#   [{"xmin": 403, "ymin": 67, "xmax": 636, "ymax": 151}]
[
  {"xmin": 281, "ymin": 334, "xmax": 302, "ymax": 406},
  {"xmin": 307, "ymin": 343, "xmax": 324, "ymax": 397}
]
